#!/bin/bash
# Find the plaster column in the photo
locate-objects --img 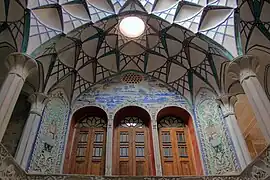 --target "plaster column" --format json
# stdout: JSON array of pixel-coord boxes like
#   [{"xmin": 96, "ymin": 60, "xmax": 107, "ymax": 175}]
[
  {"xmin": 105, "ymin": 120, "xmax": 113, "ymax": 176},
  {"xmin": 151, "ymin": 120, "xmax": 162, "ymax": 176},
  {"xmin": 216, "ymin": 94, "xmax": 251, "ymax": 169},
  {"xmin": 0, "ymin": 53, "xmax": 37, "ymax": 141},
  {"xmin": 228, "ymin": 55, "xmax": 270, "ymax": 143},
  {"xmin": 15, "ymin": 93, "xmax": 48, "ymax": 169}
]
